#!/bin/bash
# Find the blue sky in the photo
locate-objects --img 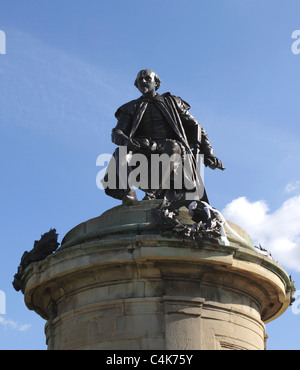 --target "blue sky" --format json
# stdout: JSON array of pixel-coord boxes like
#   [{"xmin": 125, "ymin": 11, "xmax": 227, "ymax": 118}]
[{"xmin": 1, "ymin": 0, "xmax": 300, "ymax": 350}]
